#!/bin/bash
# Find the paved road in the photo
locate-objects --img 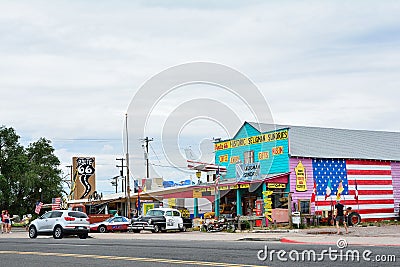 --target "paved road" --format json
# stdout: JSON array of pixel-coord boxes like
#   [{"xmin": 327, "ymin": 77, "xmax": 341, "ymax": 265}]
[{"xmin": 0, "ymin": 234, "xmax": 399, "ymax": 267}]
